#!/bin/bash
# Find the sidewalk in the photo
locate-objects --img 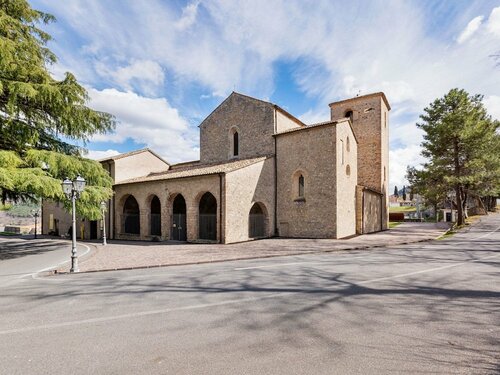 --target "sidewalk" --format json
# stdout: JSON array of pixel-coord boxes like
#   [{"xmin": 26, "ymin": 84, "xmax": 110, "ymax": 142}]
[{"xmin": 57, "ymin": 222, "xmax": 450, "ymax": 273}]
